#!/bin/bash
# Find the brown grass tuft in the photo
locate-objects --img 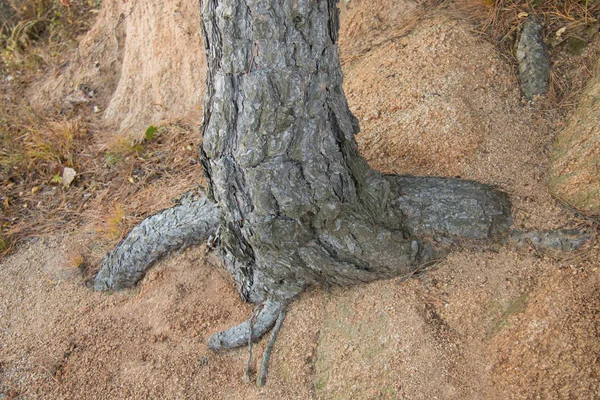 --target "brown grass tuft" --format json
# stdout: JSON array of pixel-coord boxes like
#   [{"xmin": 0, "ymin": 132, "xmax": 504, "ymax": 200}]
[
  {"xmin": 451, "ymin": 0, "xmax": 600, "ymax": 109},
  {"xmin": 66, "ymin": 251, "xmax": 85, "ymax": 269},
  {"xmin": 1, "ymin": 0, "xmax": 100, "ymax": 74},
  {"xmin": 24, "ymin": 118, "xmax": 87, "ymax": 171},
  {"xmin": 95, "ymin": 202, "xmax": 128, "ymax": 242}
]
